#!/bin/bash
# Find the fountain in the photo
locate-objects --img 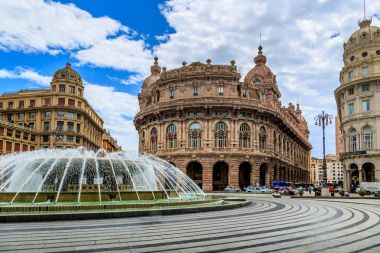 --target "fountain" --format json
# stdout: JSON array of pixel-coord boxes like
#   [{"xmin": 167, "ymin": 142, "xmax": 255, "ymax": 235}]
[
  {"xmin": 0, "ymin": 148, "xmax": 205, "ymax": 205},
  {"xmin": 0, "ymin": 148, "xmax": 249, "ymax": 221}
]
